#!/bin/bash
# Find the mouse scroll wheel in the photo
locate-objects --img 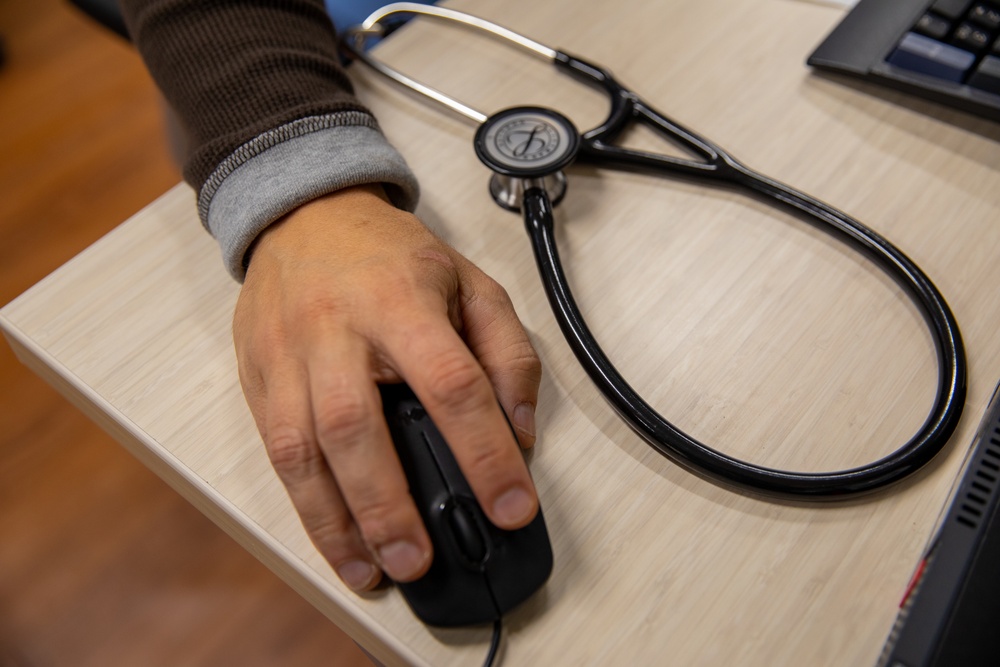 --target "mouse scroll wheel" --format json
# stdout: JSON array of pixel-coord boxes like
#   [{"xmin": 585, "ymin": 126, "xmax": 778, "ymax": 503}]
[{"xmin": 447, "ymin": 502, "xmax": 490, "ymax": 566}]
